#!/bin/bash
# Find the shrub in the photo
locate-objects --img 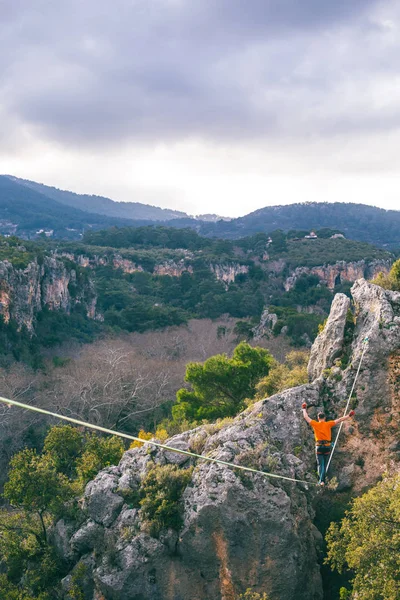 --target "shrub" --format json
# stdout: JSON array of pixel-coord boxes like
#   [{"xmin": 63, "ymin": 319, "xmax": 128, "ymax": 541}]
[
  {"xmin": 43, "ymin": 425, "xmax": 84, "ymax": 477},
  {"xmin": 140, "ymin": 464, "xmax": 193, "ymax": 535},
  {"xmin": 76, "ymin": 435, "xmax": 124, "ymax": 485},
  {"xmin": 236, "ymin": 443, "xmax": 269, "ymax": 471},
  {"xmin": 130, "ymin": 427, "xmax": 169, "ymax": 450},
  {"xmin": 130, "ymin": 429, "xmax": 154, "ymax": 449},
  {"xmin": 371, "ymin": 259, "xmax": 400, "ymax": 291},
  {"xmin": 237, "ymin": 589, "xmax": 270, "ymax": 600},
  {"xmin": 256, "ymin": 351, "xmax": 309, "ymax": 399}
]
